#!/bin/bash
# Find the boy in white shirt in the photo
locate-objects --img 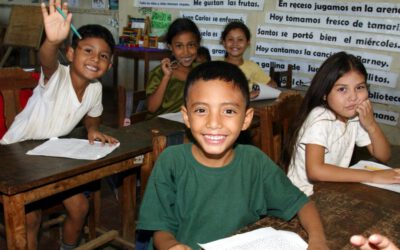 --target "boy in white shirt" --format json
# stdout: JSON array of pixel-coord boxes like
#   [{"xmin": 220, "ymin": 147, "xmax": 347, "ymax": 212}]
[{"xmin": 1, "ymin": 0, "xmax": 118, "ymax": 249}]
